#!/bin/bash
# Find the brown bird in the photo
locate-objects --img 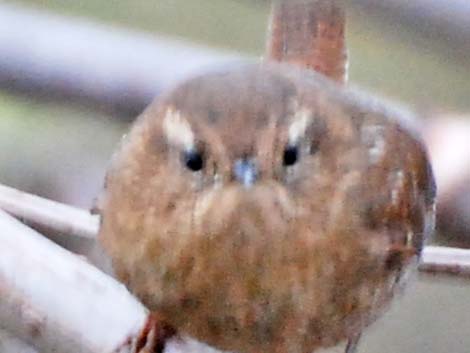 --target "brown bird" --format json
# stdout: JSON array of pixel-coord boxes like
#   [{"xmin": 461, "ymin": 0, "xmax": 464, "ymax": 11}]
[{"xmin": 98, "ymin": 2, "xmax": 436, "ymax": 353}]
